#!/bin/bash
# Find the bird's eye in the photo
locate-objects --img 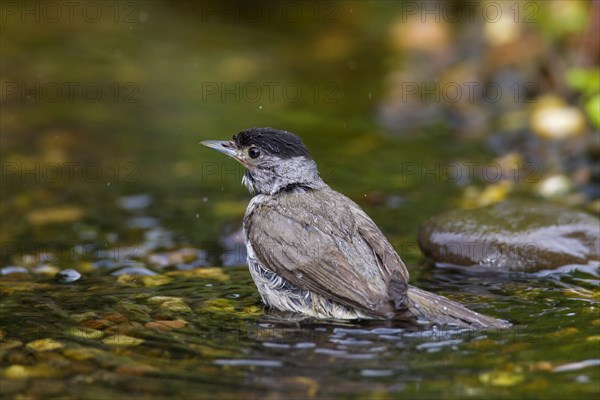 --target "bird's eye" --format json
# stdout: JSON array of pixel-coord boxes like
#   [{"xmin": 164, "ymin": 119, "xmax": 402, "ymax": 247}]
[{"xmin": 248, "ymin": 147, "xmax": 261, "ymax": 159}]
